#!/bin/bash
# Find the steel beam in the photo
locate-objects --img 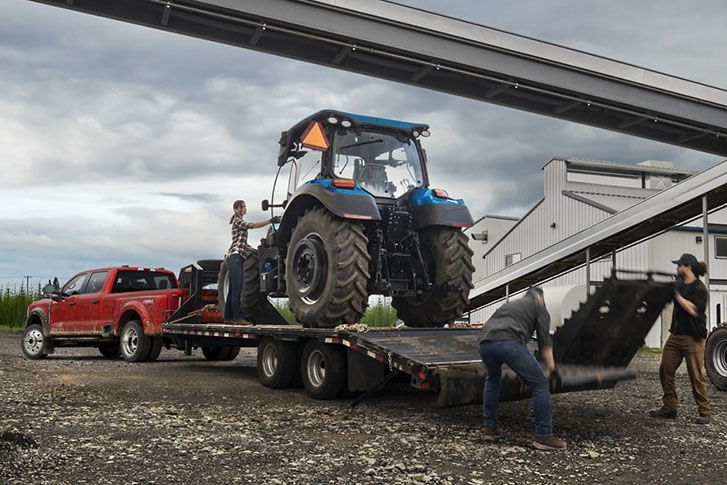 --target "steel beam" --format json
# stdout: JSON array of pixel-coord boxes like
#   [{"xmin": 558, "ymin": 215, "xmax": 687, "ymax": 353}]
[{"xmin": 27, "ymin": 0, "xmax": 727, "ymax": 155}]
